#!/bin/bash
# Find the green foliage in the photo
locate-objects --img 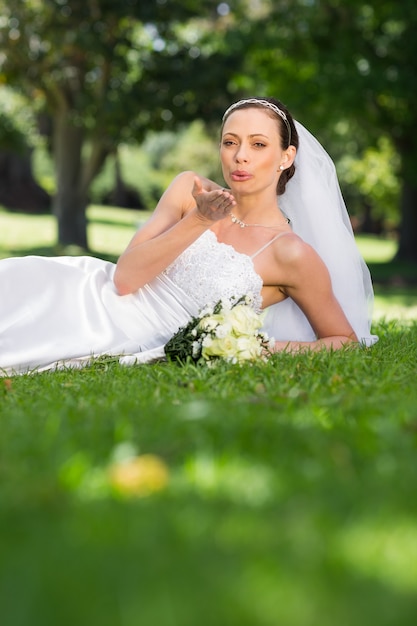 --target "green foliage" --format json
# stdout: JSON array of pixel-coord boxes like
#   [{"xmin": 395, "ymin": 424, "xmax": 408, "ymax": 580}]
[
  {"xmin": 0, "ymin": 0, "xmax": 239, "ymax": 141},
  {"xmin": 243, "ymin": 0, "xmax": 417, "ymax": 138},
  {"xmin": 233, "ymin": 0, "xmax": 417, "ymax": 256},
  {"xmin": 149, "ymin": 120, "xmax": 222, "ymax": 180},
  {"xmin": 1, "ymin": 321, "xmax": 417, "ymax": 625},
  {"xmin": 0, "ymin": 0, "xmax": 247, "ymax": 246},
  {"xmin": 4, "ymin": 0, "xmax": 416, "ymax": 249},
  {"xmin": 0, "ymin": 87, "xmax": 37, "ymax": 152},
  {"xmin": 32, "ymin": 140, "xmax": 56, "ymax": 195},
  {"xmin": 88, "ymin": 121, "xmax": 222, "ymax": 210},
  {"xmin": 338, "ymin": 136, "xmax": 400, "ymax": 223}
]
